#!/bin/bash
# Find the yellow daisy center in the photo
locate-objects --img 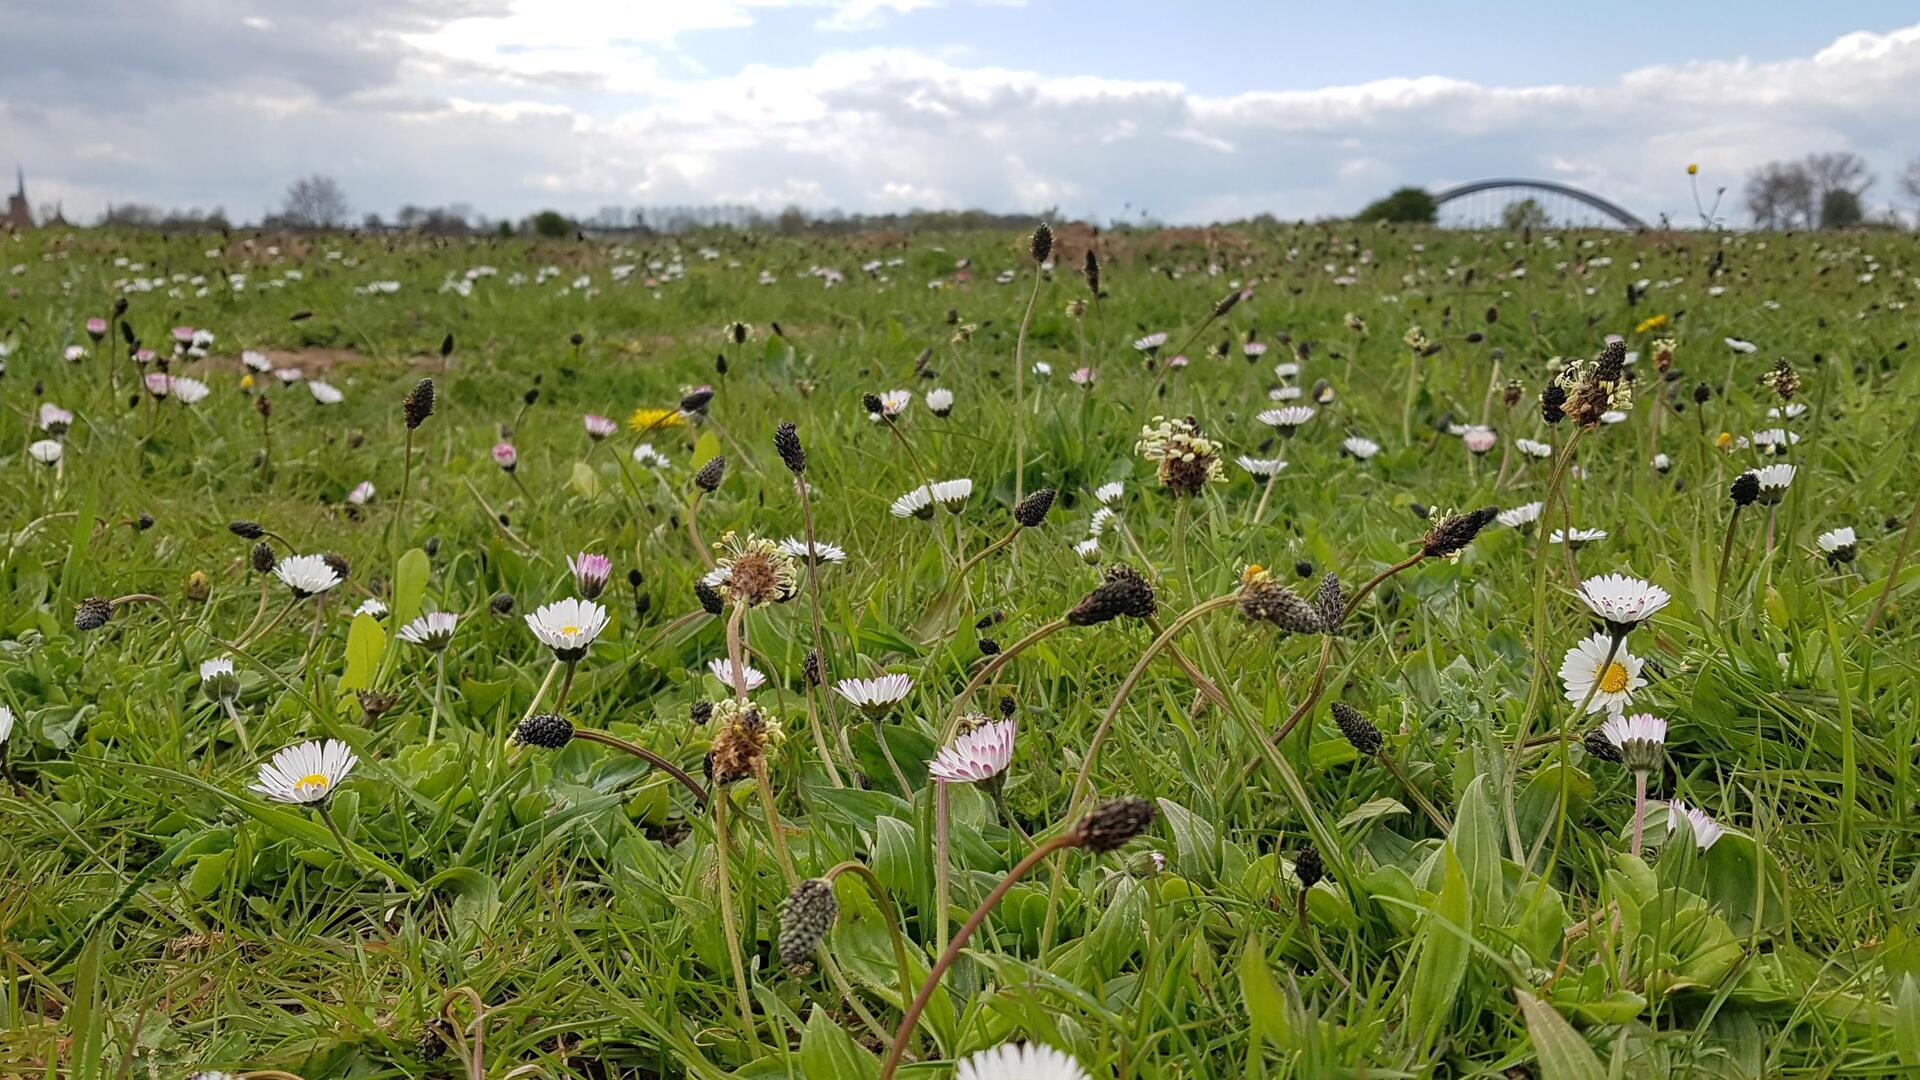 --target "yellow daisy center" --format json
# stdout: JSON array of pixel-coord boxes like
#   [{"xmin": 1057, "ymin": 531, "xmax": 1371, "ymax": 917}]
[
  {"xmin": 560, "ymin": 624, "xmax": 581, "ymax": 636},
  {"xmin": 294, "ymin": 773, "xmax": 331, "ymax": 794},
  {"xmin": 1597, "ymin": 662, "xmax": 1630, "ymax": 694}
]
